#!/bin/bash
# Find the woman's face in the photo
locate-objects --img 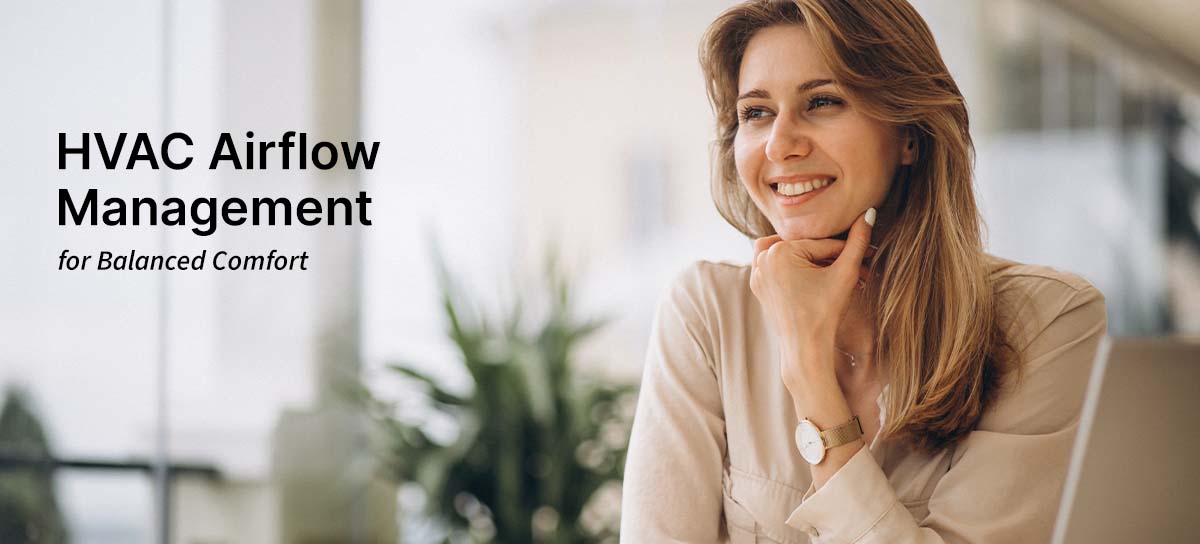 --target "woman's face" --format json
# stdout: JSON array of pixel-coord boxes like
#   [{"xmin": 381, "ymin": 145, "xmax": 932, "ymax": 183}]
[{"xmin": 734, "ymin": 24, "xmax": 913, "ymax": 241}]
